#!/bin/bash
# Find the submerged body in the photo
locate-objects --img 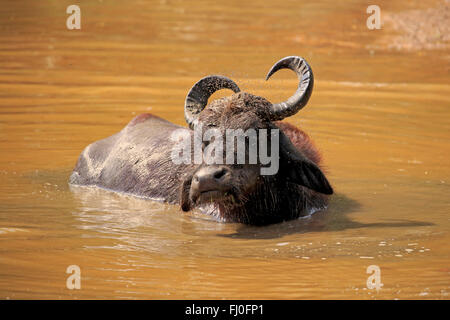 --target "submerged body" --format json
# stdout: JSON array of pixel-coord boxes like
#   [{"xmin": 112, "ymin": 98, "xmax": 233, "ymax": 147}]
[{"xmin": 70, "ymin": 113, "xmax": 187, "ymax": 203}]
